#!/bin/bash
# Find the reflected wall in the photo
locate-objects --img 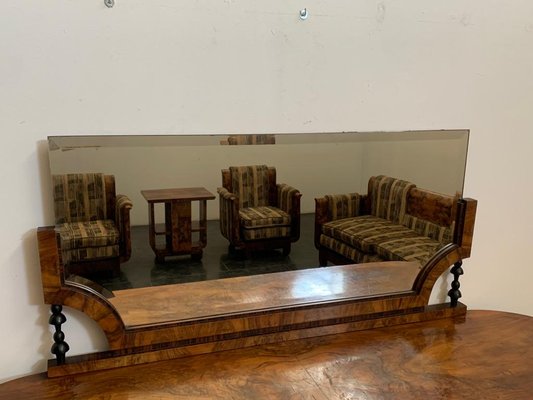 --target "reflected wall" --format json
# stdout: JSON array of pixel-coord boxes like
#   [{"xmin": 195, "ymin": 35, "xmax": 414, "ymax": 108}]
[{"xmin": 48, "ymin": 130, "xmax": 468, "ymax": 226}]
